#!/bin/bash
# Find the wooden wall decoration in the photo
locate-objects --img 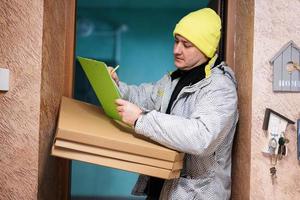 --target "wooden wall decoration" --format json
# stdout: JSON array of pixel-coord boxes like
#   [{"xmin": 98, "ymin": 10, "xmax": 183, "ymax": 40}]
[{"xmin": 270, "ymin": 40, "xmax": 300, "ymax": 92}]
